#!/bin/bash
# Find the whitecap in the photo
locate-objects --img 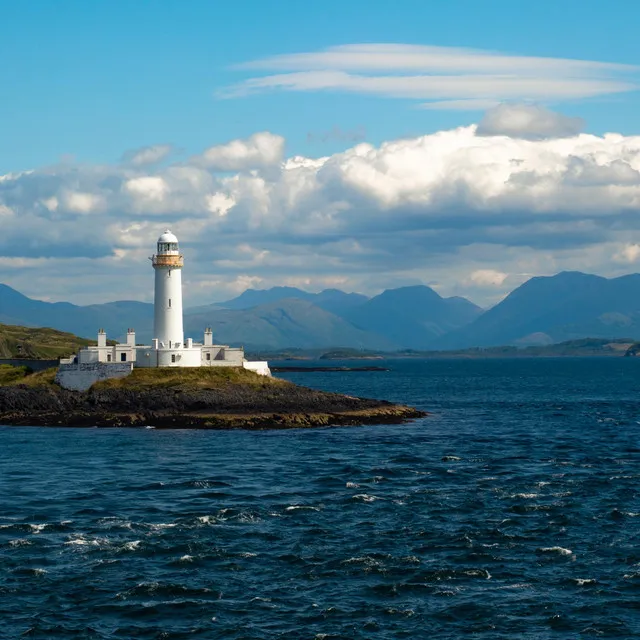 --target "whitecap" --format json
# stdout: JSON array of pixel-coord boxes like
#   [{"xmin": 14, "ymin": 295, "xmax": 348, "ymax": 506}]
[
  {"xmin": 464, "ymin": 569, "xmax": 491, "ymax": 579},
  {"xmin": 401, "ymin": 556, "xmax": 420, "ymax": 564},
  {"xmin": 147, "ymin": 522, "xmax": 178, "ymax": 530},
  {"xmin": 573, "ymin": 578, "xmax": 596, "ymax": 586},
  {"xmin": 345, "ymin": 482, "xmax": 359, "ymax": 488},
  {"xmin": 538, "ymin": 546, "xmax": 573, "ymax": 556},
  {"xmin": 8, "ymin": 539, "xmax": 31, "ymax": 547},
  {"xmin": 65, "ymin": 536, "xmax": 104, "ymax": 547},
  {"xmin": 285, "ymin": 505, "xmax": 320, "ymax": 512},
  {"xmin": 351, "ymin": 494, "xmax": 379, "ymax": 502},
  {"xmin": 197, "ymin": 515, "xmax": 217, "ymax": 525},
  {"xmin": 179, "ymin": 555, "xmax": 194, "ymax": 562},
  {"xmin": 497, "ymin": 583, "xmax": 531, "ymax": 590},
  {"xmin": 511, "ymin": 493, "xmax": 539, "ymax": 499},
  {"xmin": 238, "ymin": 552, "xmax": 257, "ymax": 558},
  {"xmin": 29, "ymin": 524, "xmax": 47, "ymax": 533},
  {"xmin": 237, "ymin": 512, "xmax": 261, "ymax": 523},
  {"xmin": 122, "ymin": 540, "xmax": 141, "ymax": 551},
  {"xmin": 385, "ymin": 608, "xmax": 415, "ymax": 616},
  {"xmin": 442, "ymin": 456, "xmax": 461, "ymax": 462}
]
